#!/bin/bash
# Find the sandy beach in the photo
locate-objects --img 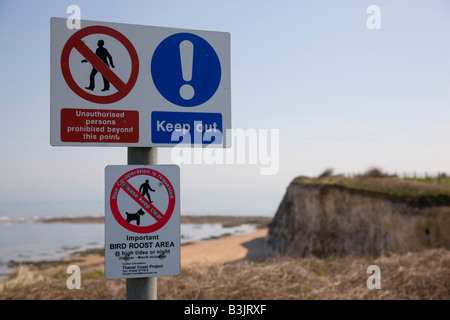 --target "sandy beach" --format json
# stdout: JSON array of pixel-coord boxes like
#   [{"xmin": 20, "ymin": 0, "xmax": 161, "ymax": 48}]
[
  {"xmin": 31, "ymin": 215, "xmax": 272, "ymax": 269},
  {"xmin": 181, "ymin": 228, "xmax": 268, "ymax": 266},
  {"xmin": 57, "ymin": 228, "xmax": 268, "ymax": 273}
]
